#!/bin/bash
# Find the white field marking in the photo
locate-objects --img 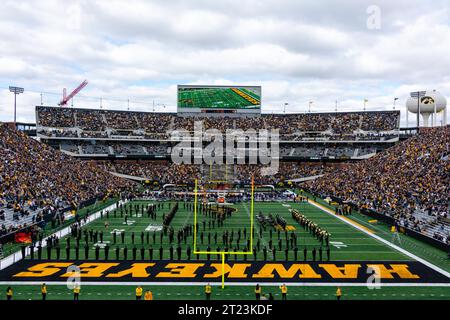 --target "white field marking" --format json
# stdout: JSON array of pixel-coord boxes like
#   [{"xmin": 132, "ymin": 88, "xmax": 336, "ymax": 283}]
[
  {"xmin": 1, "ymin": 281, "xmax": 449, "ymax": 287},
  {"xmin": 145, "ymin": 225, "xmax": 163, "ymax": 232},
  {"xmin": 308, "ymin": 200, "xmax": 450, "ymax": 279},
  {"xmin": 0, "ymin": 200, "xmax": 127, "ymax": 271},
  {"xmin": 329, "ymin": 241, "xmax": 348, "ymax": 249},
  {"xmin": 110, "ymin": 229, "xmax": 125, "ymax": 235}
]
